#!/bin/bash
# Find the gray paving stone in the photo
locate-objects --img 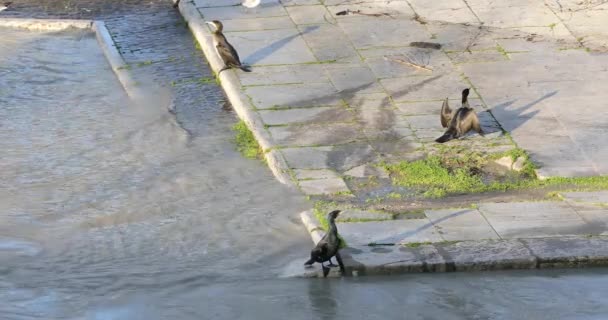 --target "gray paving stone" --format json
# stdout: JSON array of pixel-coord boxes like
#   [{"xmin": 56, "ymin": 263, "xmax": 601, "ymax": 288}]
[
  {"xmin": 340, "ymin": 19, "xmax": 427, "ymax": 49},
  {"xmin": 238, "ymin": 64, "xmax": 329, "ymax": 86},
  {"xmin": 472, "ymin": 4, "xmax": 560, "ymax": 28},
  {"xmin": 293, "ymin": 168, "xmax": 340, "ymax": 180},
  {"xmin": 562, "ymin": 191, "xmax": 608, "ymax": 205},
  {"xmin": 258, "ymin": 106, "xmax": 353, "ymax": 125},
  {"xmin": 404, "ymin": 114, "xmax": 442, "ymax": 130},
  {"xmin": 217, "ymin": 16, "xmax": 295, "ymax": 32},
  {"xmin": 361, "ymin": 47, "xmax": 454, "ymax": 78},
  {"xmin": 282, "ymin": 143, "xmax": 377, "ymax": 171},
  {"xmin": 299, "ymin": 177, "xmax": 349, "ymax": 195},
  {"xmin": 522, "ymin": 237, "xmax": 608, "ymax": 268},
  {"xmin": 441, "ymin": 239, "xmax": 537, "ymax": 271},
  {"xmin": 285, "ymin": 5, "xmax": 333, "ymax": 25},
  {"xmin": 380, "ymin": 73, "xmax": 472, "ymax": 102},
  {"xmin": 298, "ymin": 24, "xmax": 360, "ymax": 62},
  {"xmin": 408, "ymin": 0, "xmax": 479, "ymax": 24},
  {"xmin": 325, "ymin": 66, "xmax": 384, "ymax": 94},
  {"xmin": 447, "ymin": 50, "xmax": 509, "ymax": 65},
  {"xmin": 245, "ymin": 83, "xmax": 340, "ymax": 109},
  {"xmin": 337, "ymin": 209, "xmax": 393, "ymax": 222},
  {"xmin": 478, "ymin": 202, "xmax": 592, "ymax": 238},
  {"xmin": 425, "ymin": 208, "xmax": 500, "ymax": 241},
  {"xmin": 226, "ymin": 29, "xmax": 316, "ymax": 65},
  {"xmin": 395, "ymin": 101, "xmax": 444, "ymax": 116},
  {"xmin": 281, "ymin": 146, "xmax": 333, "ymax": 169},
  {"xmin": 281, "ymin": 0, "xmax": 322, "ymax": 5},
  {"xmin": 425, "ymin": 22, "xmax": 497, "ymax": 52},
  {"xmin": 343, "ymin": 164, "xmax": 389, "ymax": 179},
  {"xmin": 337, "ymin": 219, "xmax": 445, "ymax": 245},
  {"xmin": 268, "ymin": 123, "xmax": 364, "ymax": 146},
  {"xmin": 194, "ymin": 0, "xmax": 241, "ymax": 7},
  {"xmin": 198, "ymin": 1, "xmax": 286, "ymax": 20}
]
